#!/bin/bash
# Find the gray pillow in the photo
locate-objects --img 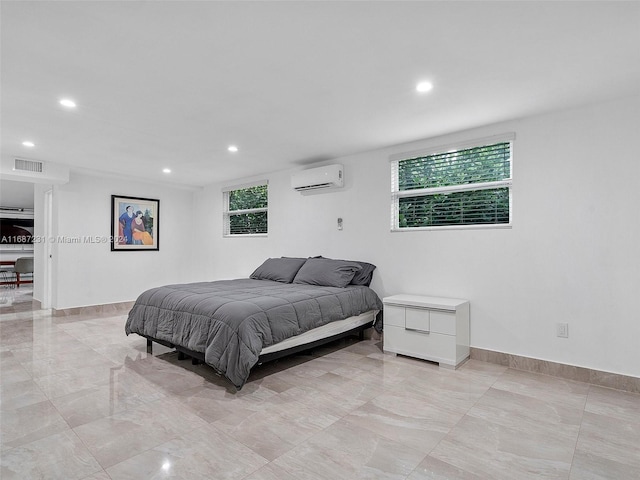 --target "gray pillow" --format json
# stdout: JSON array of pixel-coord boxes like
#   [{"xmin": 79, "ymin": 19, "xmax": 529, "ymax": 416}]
[
  {"xmin": 348, "ymin": 261, "xmax": 377, "ymax": 286},
  {"xmin": 250, "ymin": 257, "xmax": 307, "ymax": 283},
  {"xmin": 292, "ymin": 258, "xmax": 362, "ymax": 288},
  {"xmin": 316, "ymin": 256, "xmax": 377, "ymax": 286}
]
